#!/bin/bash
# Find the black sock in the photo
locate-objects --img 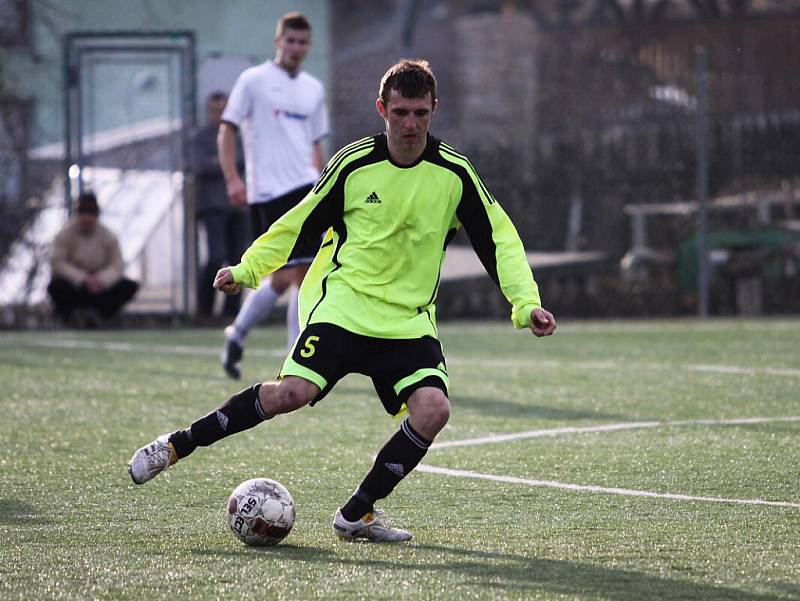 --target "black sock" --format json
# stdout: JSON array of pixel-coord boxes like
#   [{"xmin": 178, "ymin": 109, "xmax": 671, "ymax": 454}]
[
  {"xmin": 339, "ymin": 489, "xmax": 374, "ymax": 523},
  {"xmin": 340, "ymin": 419, "xmax": 431, "ymax": 522},
  {"xmin": 169, "ymin": 384, "xmax": 268, "ymax": 458}
]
